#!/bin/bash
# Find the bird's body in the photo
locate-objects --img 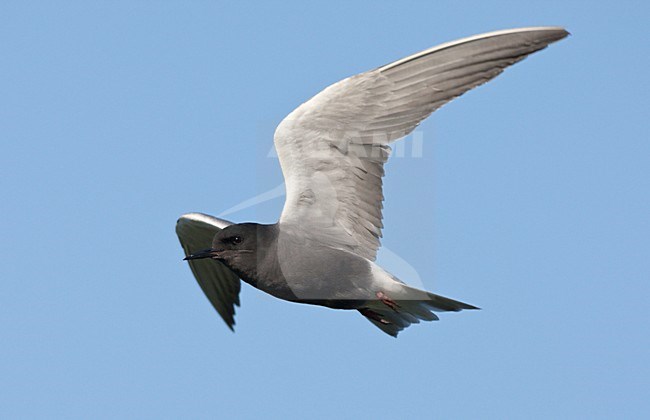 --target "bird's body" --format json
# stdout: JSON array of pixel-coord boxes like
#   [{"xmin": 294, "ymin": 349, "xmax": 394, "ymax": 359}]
[
  {"xmin": 219, "ymin": 223, "xmax": 425, "ymax": 304},
  {"xmin": 176, "ymin": 27, "xmax": 569, "ymax": 336}
]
